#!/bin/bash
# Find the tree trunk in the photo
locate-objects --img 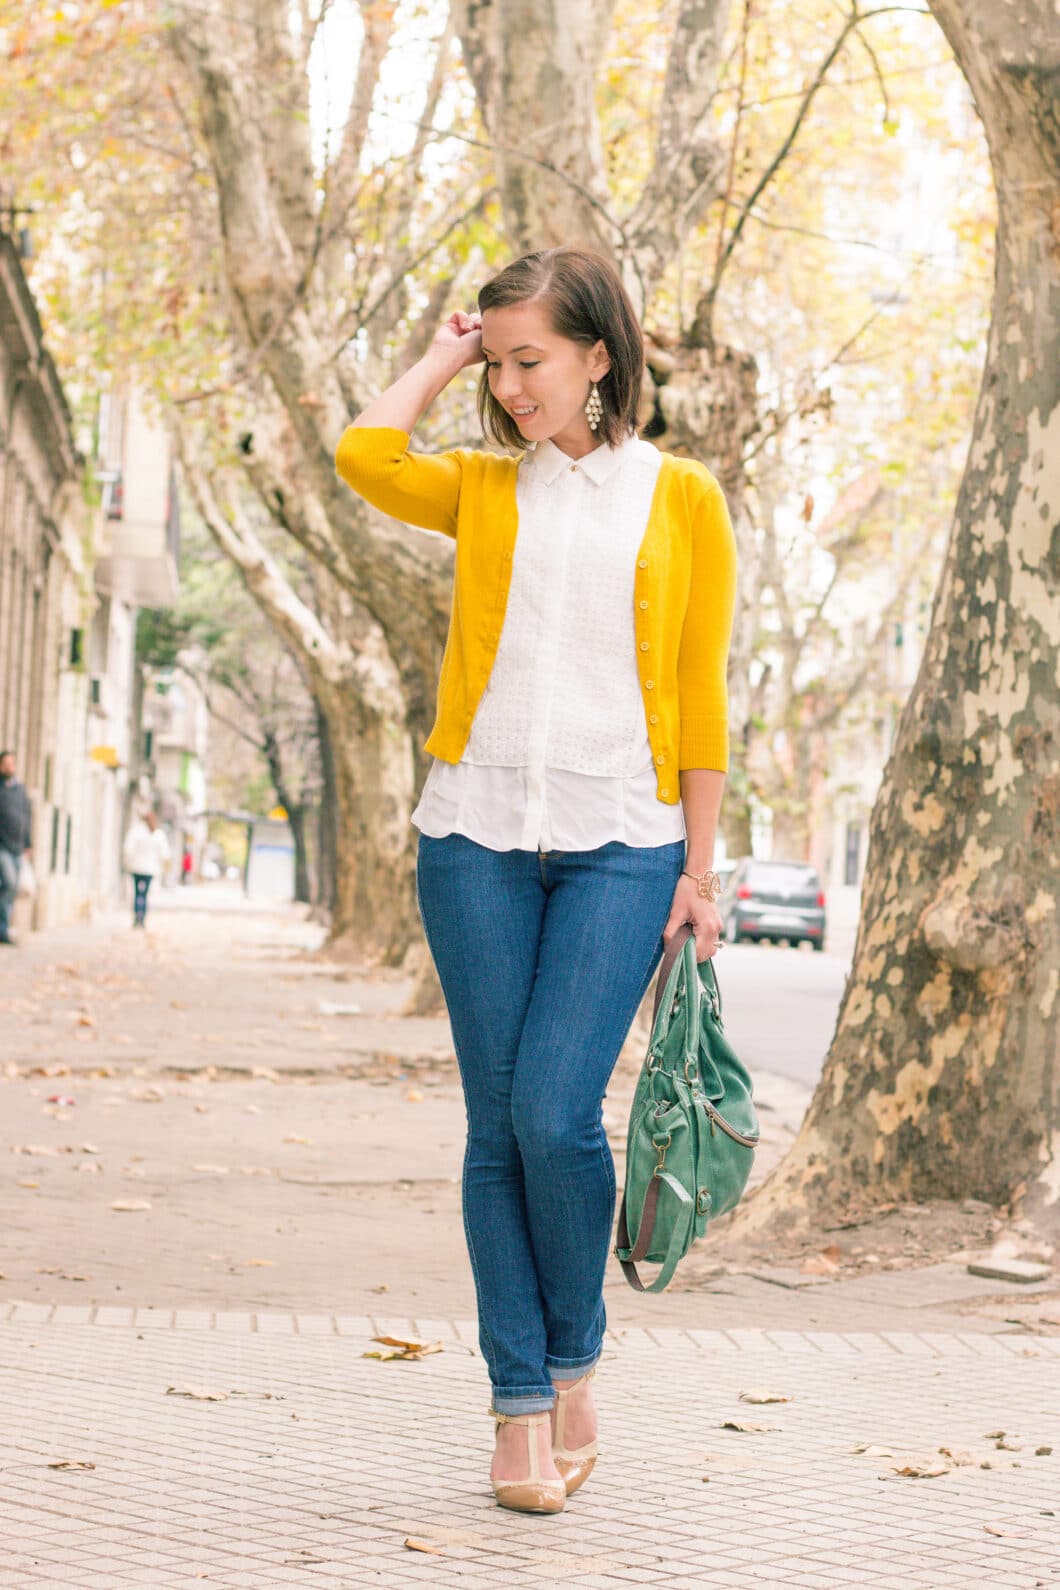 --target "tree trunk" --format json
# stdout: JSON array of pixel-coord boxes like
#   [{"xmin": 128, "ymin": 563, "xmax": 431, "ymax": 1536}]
[
  {"xmin": 735, "ymin": 0, "xmax": 1060, "ymax": 1234},
  {"xmin": 315, "ymin": 702, "xmax": 338, "ymax": 918}
]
